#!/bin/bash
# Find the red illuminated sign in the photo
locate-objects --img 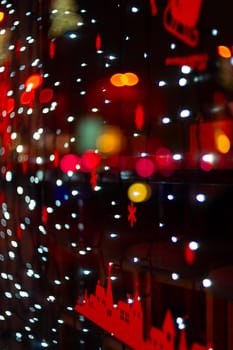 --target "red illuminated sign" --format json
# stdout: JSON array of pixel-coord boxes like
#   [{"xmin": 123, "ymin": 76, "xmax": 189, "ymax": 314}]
[{"xmin": 75, "ymin": 265, "xmax": 210, "ymax": 350}]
